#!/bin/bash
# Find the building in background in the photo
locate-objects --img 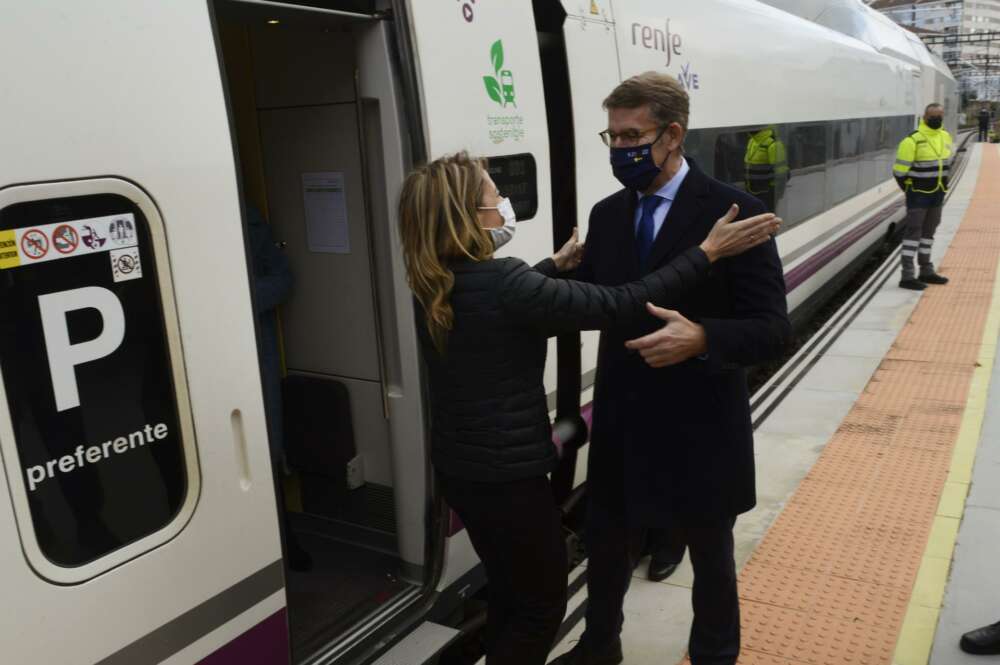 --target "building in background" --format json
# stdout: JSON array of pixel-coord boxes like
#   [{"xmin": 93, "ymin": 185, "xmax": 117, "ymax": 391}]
[{"xmin": 869, "ymin": 0, "xmax": 1000, "ymax": 100}]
